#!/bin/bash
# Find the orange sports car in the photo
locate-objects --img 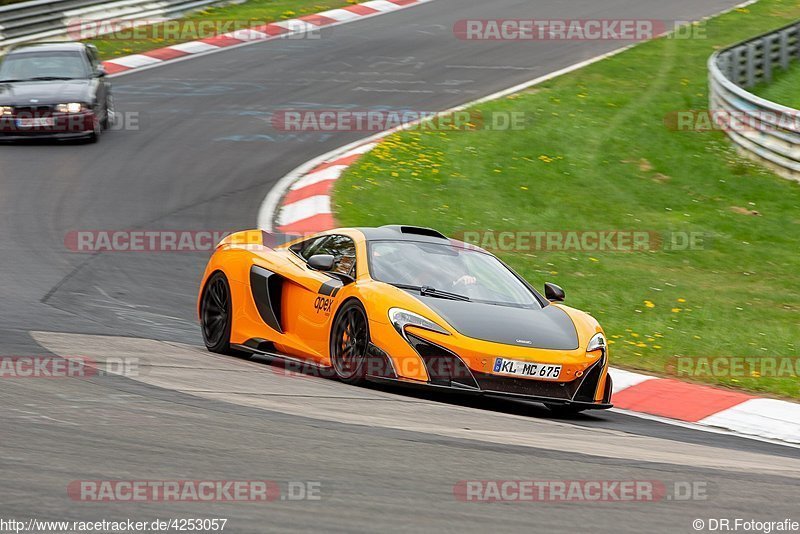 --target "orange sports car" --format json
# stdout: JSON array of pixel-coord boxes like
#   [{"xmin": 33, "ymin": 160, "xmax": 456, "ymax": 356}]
[{"xmin": 198, "ymin": 225, "xmax": 612, "ymax": 414}]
